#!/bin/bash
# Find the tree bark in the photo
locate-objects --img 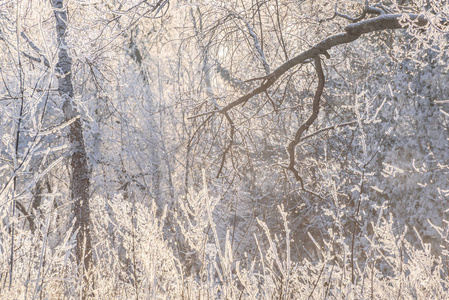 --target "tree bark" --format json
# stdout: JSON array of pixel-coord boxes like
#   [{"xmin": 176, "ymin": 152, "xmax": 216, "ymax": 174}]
[{"xmin": 52, "ymin": 0, "xmax": 92, "ymax": 295}]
